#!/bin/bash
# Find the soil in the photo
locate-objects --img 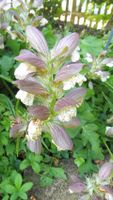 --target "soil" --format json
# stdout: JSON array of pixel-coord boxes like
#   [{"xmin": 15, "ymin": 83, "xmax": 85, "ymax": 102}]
[{"xmin": 24, "ymin": 159, "xmax": 81, "ymax": 200}]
